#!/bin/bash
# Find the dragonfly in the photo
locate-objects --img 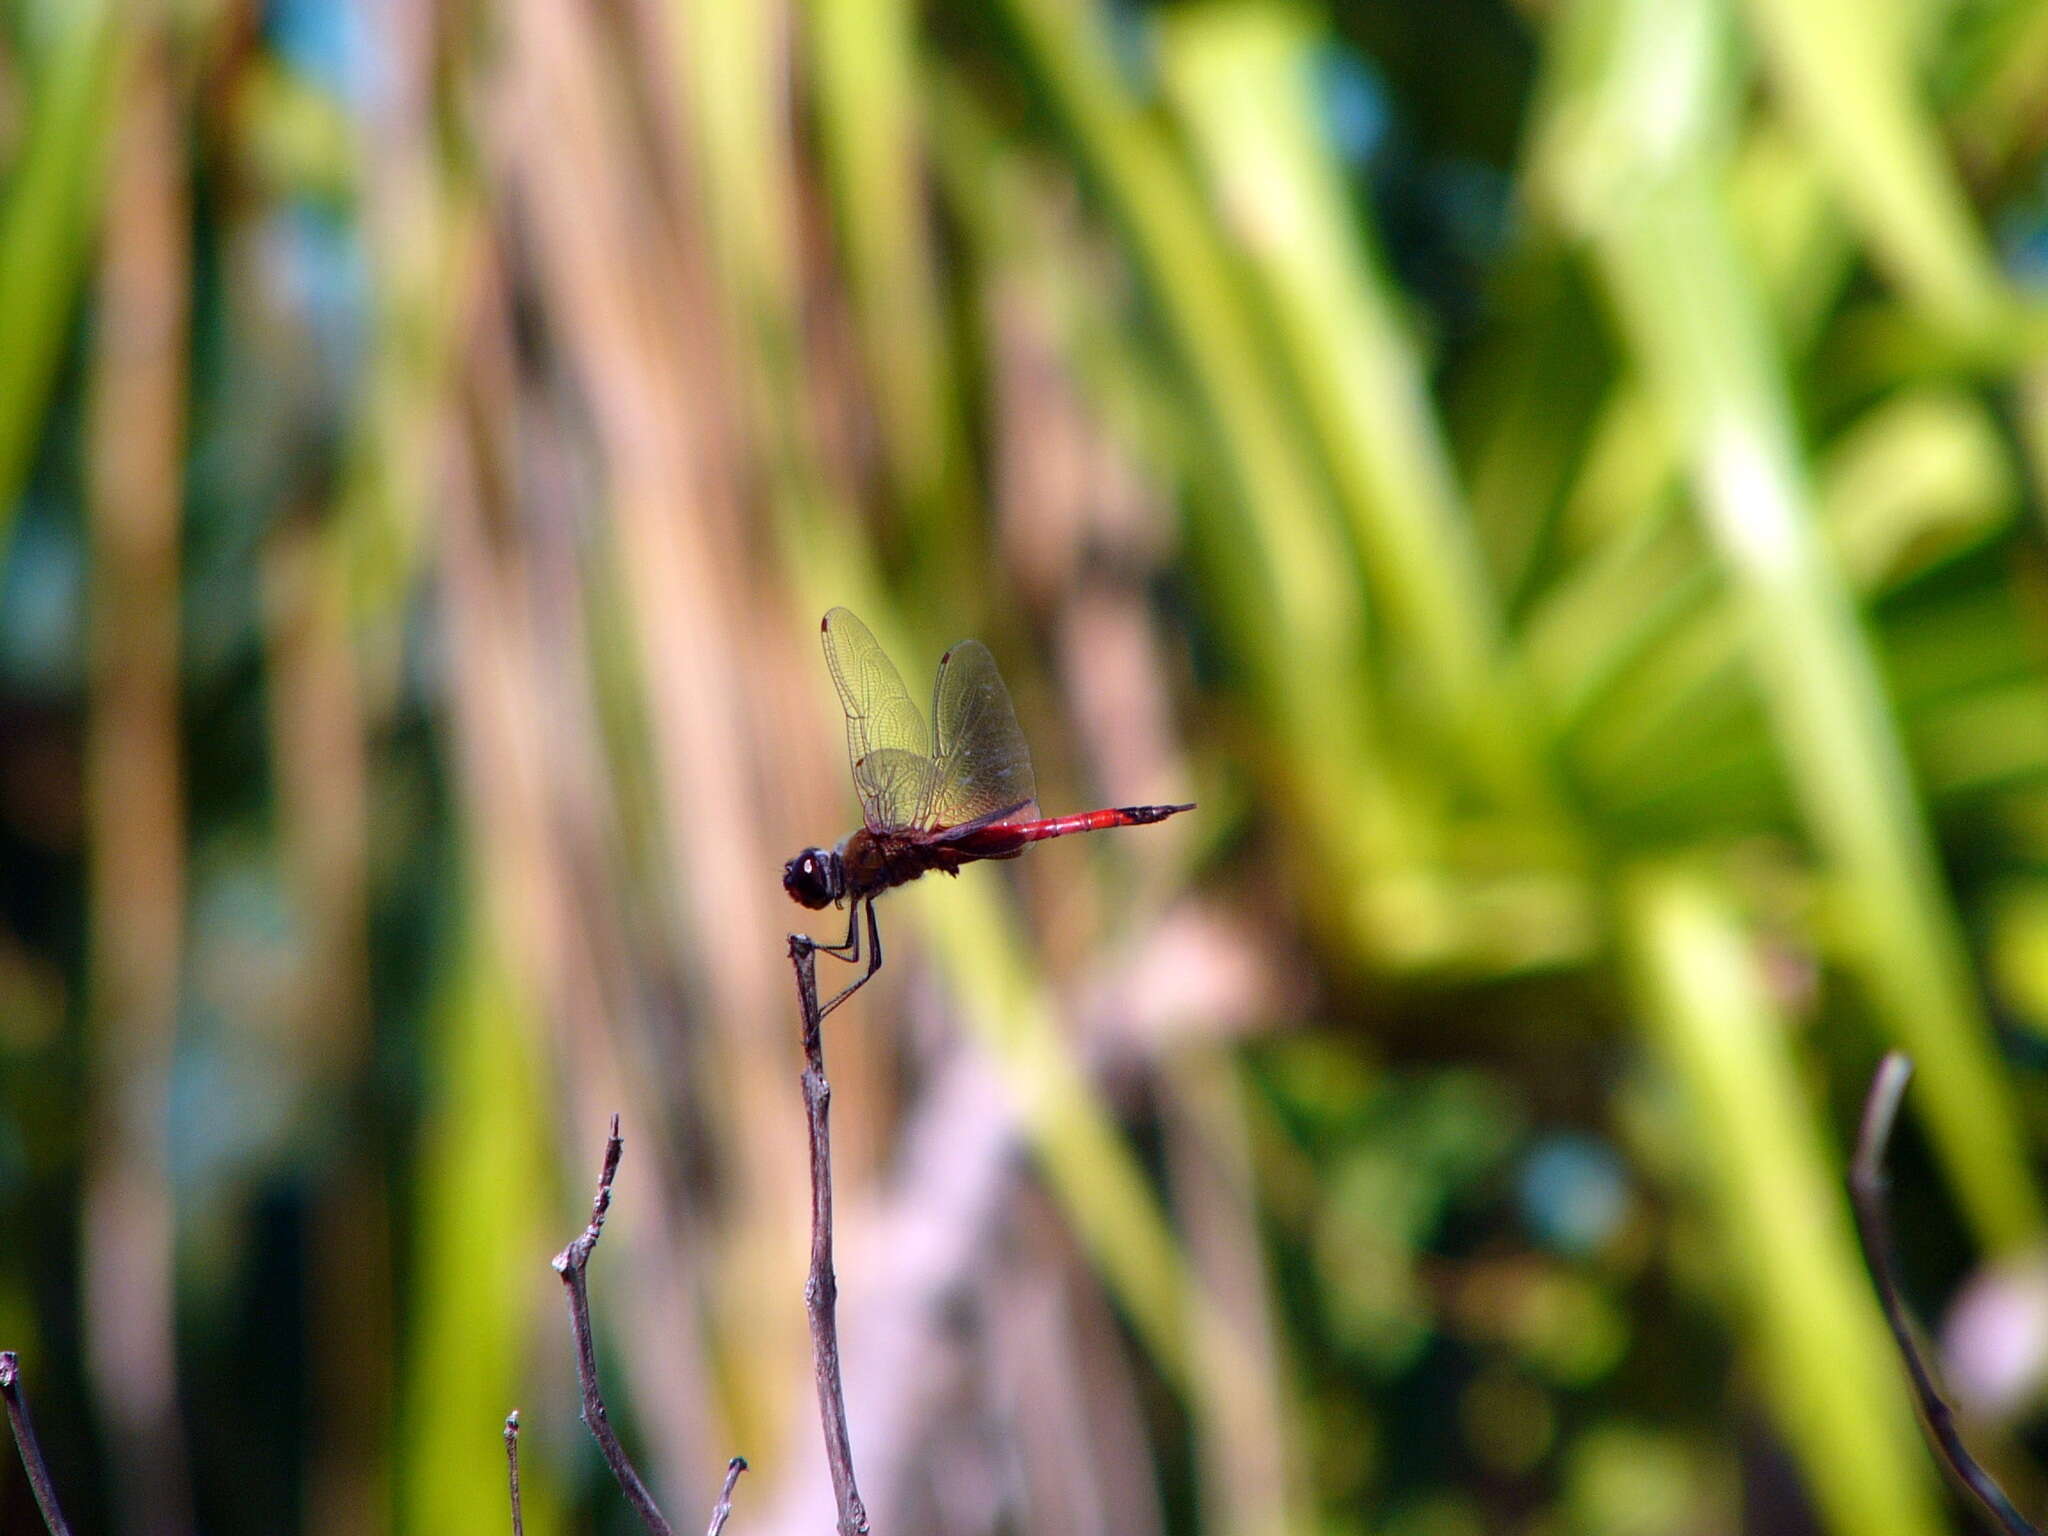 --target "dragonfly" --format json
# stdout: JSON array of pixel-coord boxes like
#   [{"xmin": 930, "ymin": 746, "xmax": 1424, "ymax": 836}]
[{"xmin": 784, "ymin": 607, "xmax": 1193, "ymax": 1018}]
